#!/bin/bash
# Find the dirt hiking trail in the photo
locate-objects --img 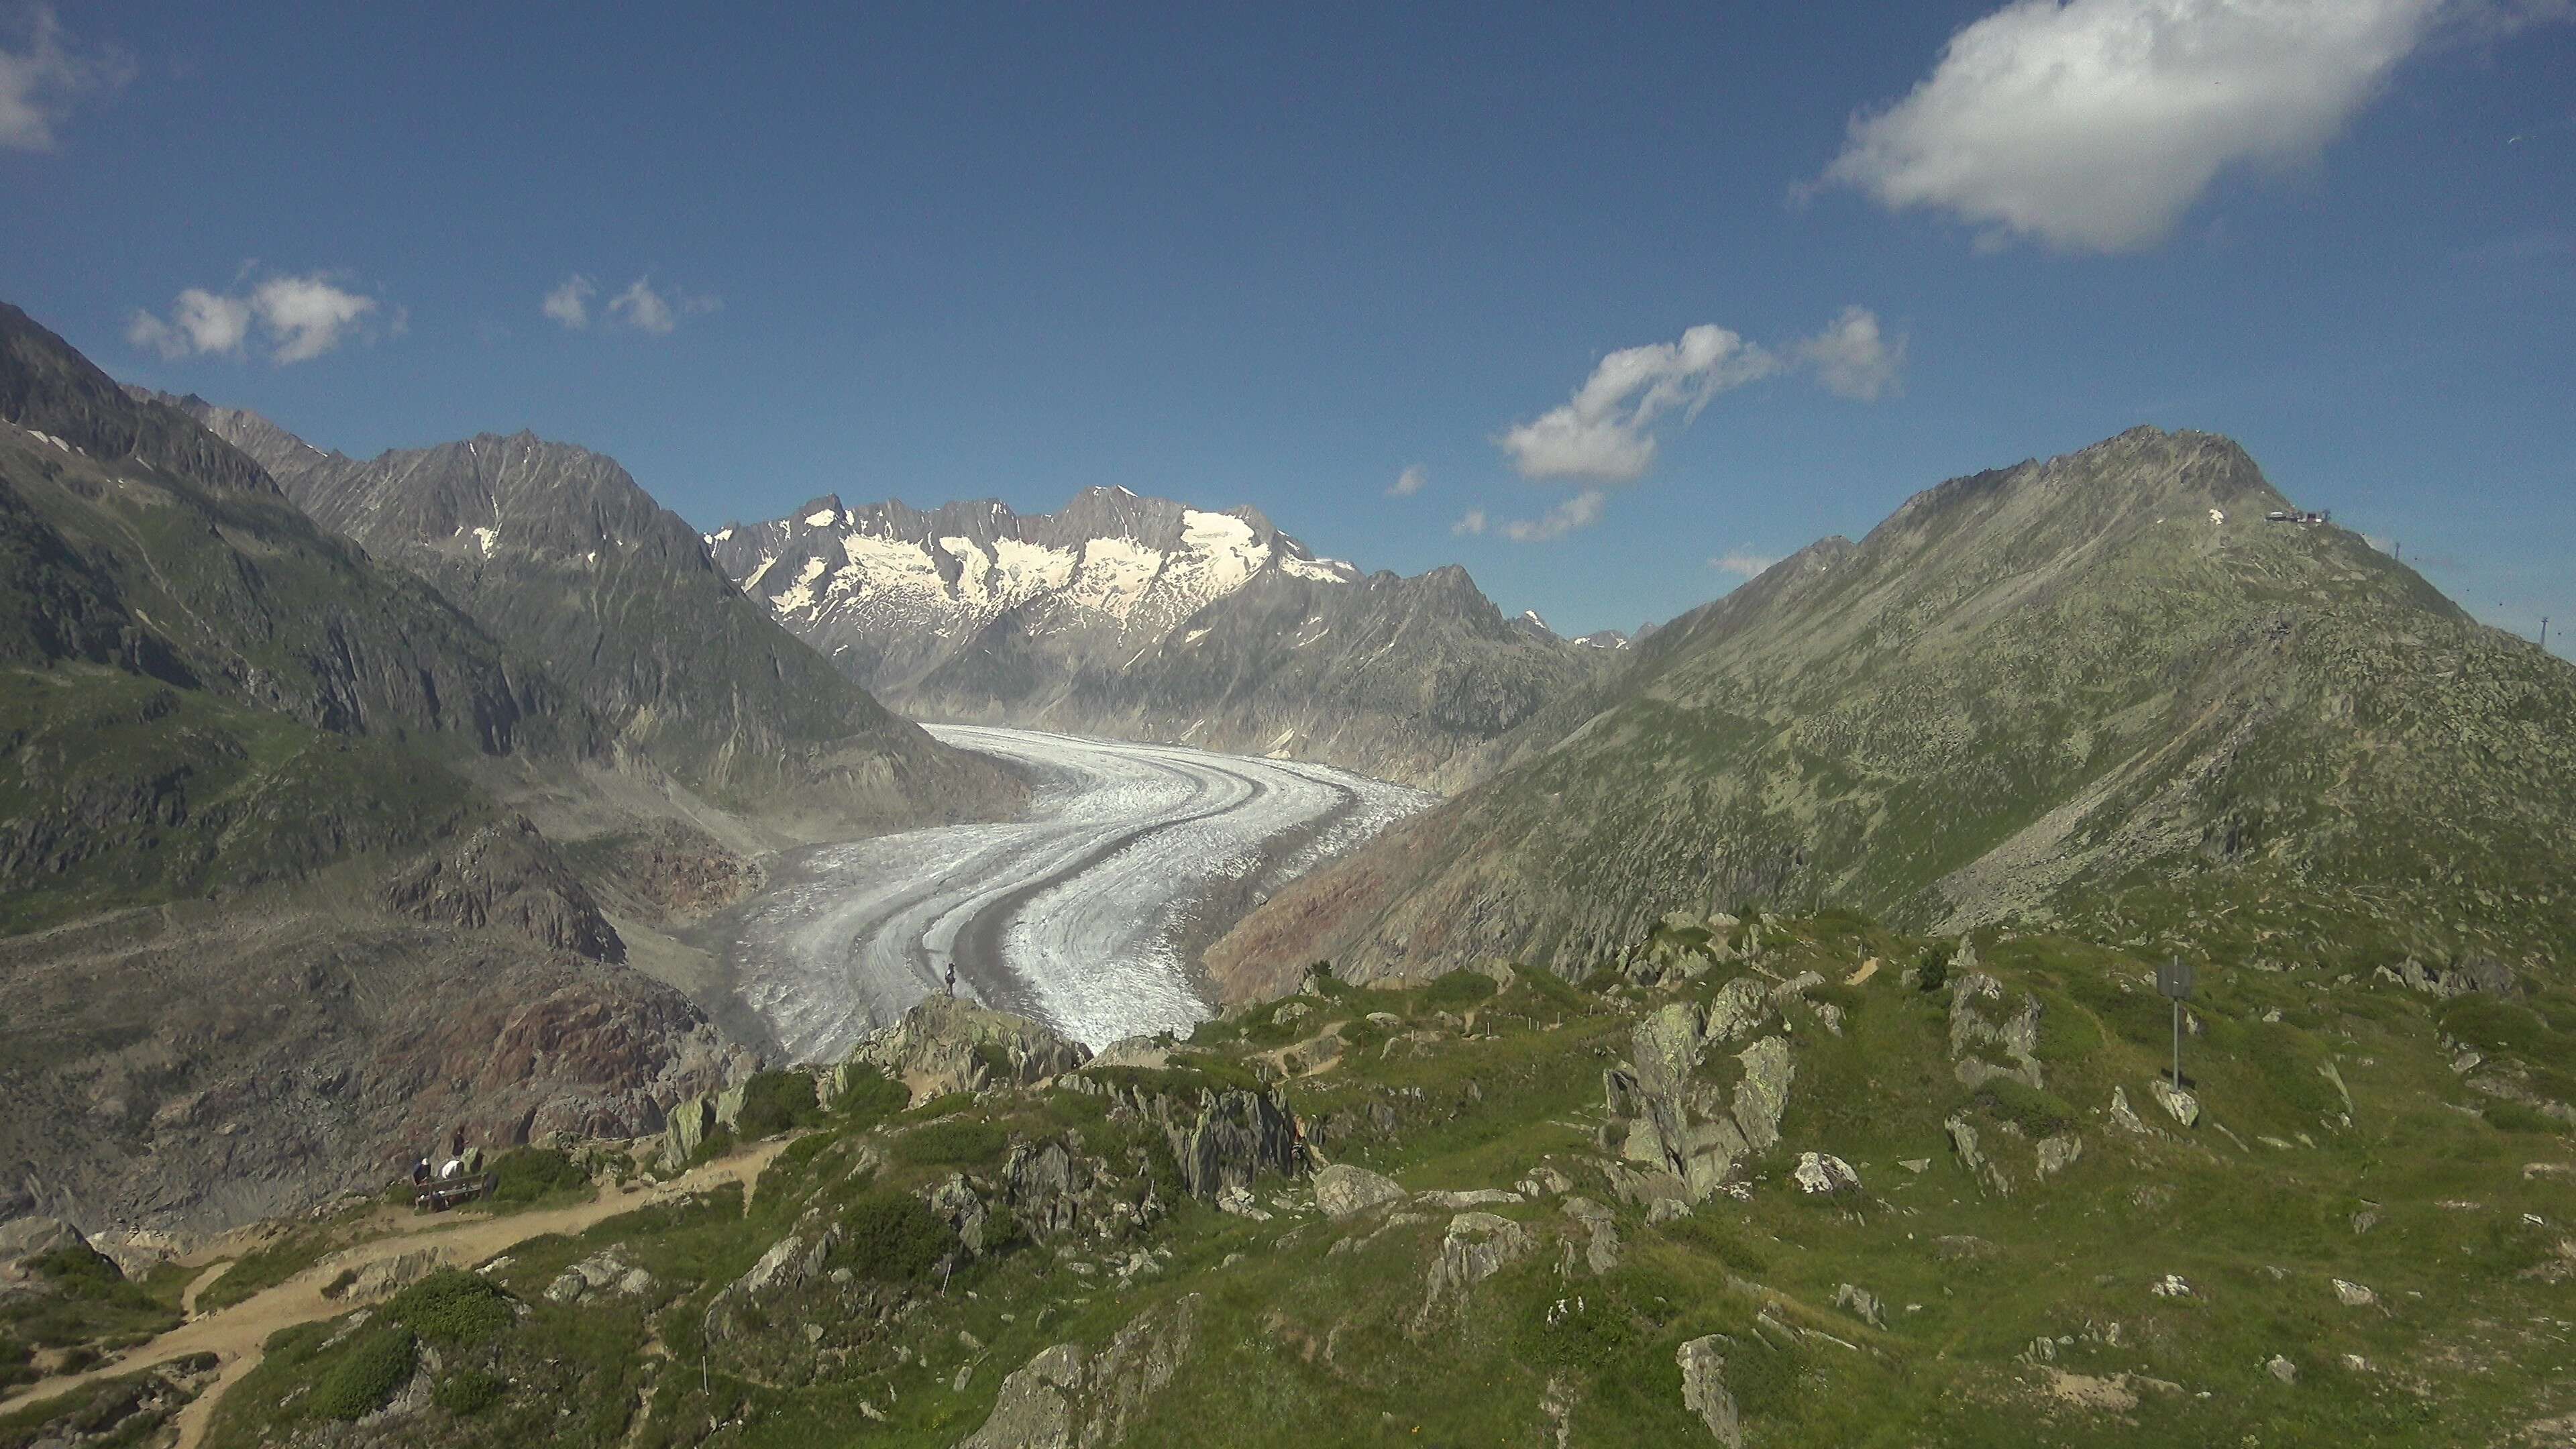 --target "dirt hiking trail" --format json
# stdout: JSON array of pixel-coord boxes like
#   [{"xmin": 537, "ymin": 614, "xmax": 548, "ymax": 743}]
[{"xmin": 0, "ymin": 1136, "xmax": 795, "ymax": 1448}]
